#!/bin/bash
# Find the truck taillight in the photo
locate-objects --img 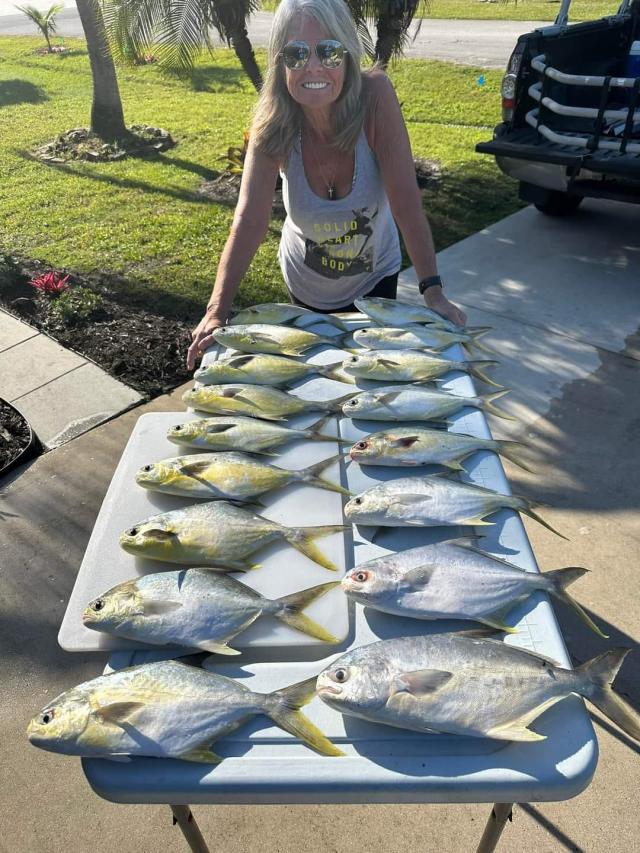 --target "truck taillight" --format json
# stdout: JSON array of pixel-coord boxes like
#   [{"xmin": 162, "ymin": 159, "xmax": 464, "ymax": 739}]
[{"xmin": 501, "ymin": 73, "xmax": 517, "ymax": 121}]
